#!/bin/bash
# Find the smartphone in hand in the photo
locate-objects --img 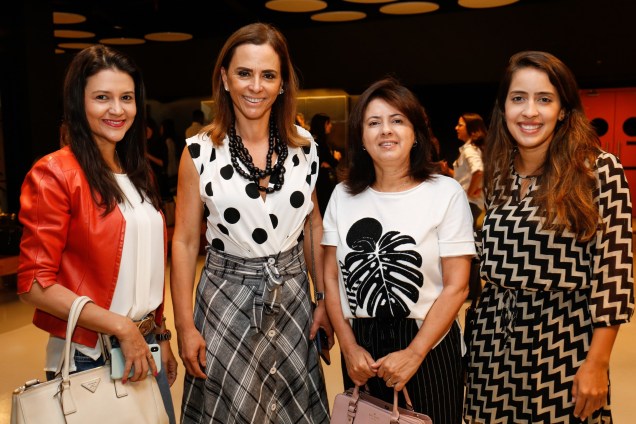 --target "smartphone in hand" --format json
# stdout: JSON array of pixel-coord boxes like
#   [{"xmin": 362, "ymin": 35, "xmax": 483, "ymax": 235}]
[
  {"xmin": 110, "ymin": 344, "xmax": 161, "ymax": 380},
  {"xmin": 314, "ymin": 328, "xmax": 331, "ymax": 365}
]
